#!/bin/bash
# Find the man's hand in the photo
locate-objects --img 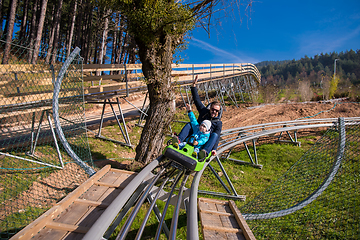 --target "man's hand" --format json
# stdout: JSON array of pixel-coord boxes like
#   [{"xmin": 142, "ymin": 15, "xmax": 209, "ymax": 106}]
[
  {"xmin": 193, "ymin": 141, "xmax": 198, "ymax": 146},
  {"xmin": 192, "ymin": 75, "xmax": 198, "ymax": 87},
  {"xmin": 186, "ymin": 103, "xmax": 192, "ymax": 112}
]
